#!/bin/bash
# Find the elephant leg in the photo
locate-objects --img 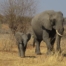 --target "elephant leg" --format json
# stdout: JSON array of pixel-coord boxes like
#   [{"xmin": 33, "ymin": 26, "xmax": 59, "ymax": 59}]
[
  {"xmin": 43, "ymin": 30, "xmax": 52, "ymax": 55},
  {"xmin": 44, "ymin": 39, "xmax": 53, "ymax": 55},
  {"xmin": 50, "ymin": 38, "xmax": 55, "ymax": 54},
  {"xmin": 18, "ymin": 43, "xmax": 25, "ymax": 58},
  {"xmin": 24, "ymin": 45, "xmax": 27, "ymax": 54},
  {"xmin": 33, "ymin": 38, "xmax": 35, "ymax": 47},
  {"xmin": 35, "ymin": 39, "xmax": 41, "ymax": 55}
]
